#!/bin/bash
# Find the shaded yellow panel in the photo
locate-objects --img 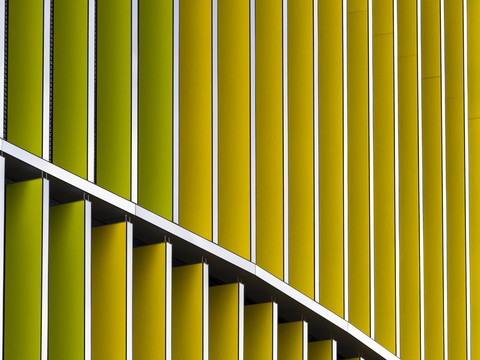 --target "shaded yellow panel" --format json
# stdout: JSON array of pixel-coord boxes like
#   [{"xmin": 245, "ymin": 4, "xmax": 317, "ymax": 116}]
[
  {"xmin": 318, "ymin": 0, "xmax": 344, "ymax": 317},
  {"xmin": 218, "ymin": 0, "xmax": 250, "ymax": 259},
  {"xmin": 209, "ymin": 283, "xmax": 240, "ymax": 360},
  {"xmin": 92, "ymin": 223, "xmax": 127, "ymax": 360},
  {"xmin": 288, "ymin": 0, "xmax": 314, "ymax": 299},
  {"xmin": 96, "ymin": 0, "xmax": 131, "ymax": 199},
  {"xmin": 179, "ymin": 0, "xmax": 212, "ymax": 239},
  {"xmin": 256, "ymin": 0, "xmax": 284, "ymax": 280},
  {"xmin": 422, "ymin": 76, "xmax": 444, "ymax": 360},
  {"xmin": 469, "ymin": 0, "xmax": 480, "ymax": 119},
  {"xmin": 133, "ymin": 243, "xmax": 167, "ymax": 360},
  {"xmin": 173, "ymin": 263, "xmax": 206, "ymax": 360},
  {"xmin": 49, "ymin": 201, "xmax": 85, "ymax": 360},
  {"xmin": 347, "ymin": 4, "xmax": 370, "ymax": 335},
  {"xmin": 7, "ymin": 0, "xmax": 43, "ymax": 156},
  {"xmin": 398, "ymin": 7, "xmax": 420, "ymax": 355},
  {"xmin": 308, "ymin": 340, "xmax": 333, "ymax": 360},
  {"xmin": 52, "ymin": 0, "xmax": 88, "ymax": 178},
  {"xmin": 445, "ymin": 0, "xmax": 466, "ymax": 357},
  {"xmin": 373, "ymin": 1, "xmax": 395, "ymax": 351},
  {"xmin": 245, "ymin": 303, "xmax": 275, "ymax": 360},
  {"xmin": 138, "ymin": 0, "xmax": 173, "ymax": 219},
  {"xmin": 4, "ymin": 179, "xmax": 43, "ymax": 359},
  {"xmin": 470, "ymin": 118, "xmax": 480, "ymax": 360},
  {"xmin": 421, "ymin": 0, "xmax": 440, "ymax": 79},
  {"xmin": 278, "ymin": 322, "xmax": 304, "ymax": 360}
]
